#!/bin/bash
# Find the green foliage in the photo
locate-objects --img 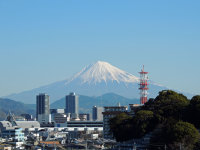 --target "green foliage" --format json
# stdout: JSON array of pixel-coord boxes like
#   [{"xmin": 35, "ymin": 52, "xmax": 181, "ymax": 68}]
[
  {"xmin": 167, "ymin": 121, "xmax": 199, "ymax": 149},
  {"xmin": 132, "ymin": 110, "xmax": 156, "ymax": 138},
  {"xmin": 109, "ymin": 90, "xmax": 200, "ymax": 150},
  {"xmin": 109, "ymin": 113, "xmax": 133, "ymax": 142},
  {"xmin": 186, "ymin": 95, "xmax": 200, "ymax": 128},
  {"xmin": 150, "ymin": 121, "xmax": 200, "ymax": 150},
  {"xmin": 194, "ymin": 139, "xmax": 200, "ymax": 150},
  {"xmin": 143, "ymin": 90, "xmax": 189, "ymax": 122},
  {"xmin": 109, "ymin": 110, "xmax": 156, "ymax": 142},
  {"xmin": 190, "ymin": 95, "xmax": 200, "ymax": 105},
  {"xmin": 171, "ymin": 121, "xmax": 199, "ymax": 142}
]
